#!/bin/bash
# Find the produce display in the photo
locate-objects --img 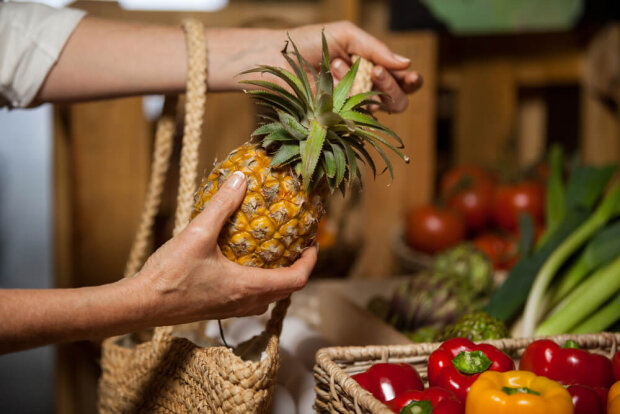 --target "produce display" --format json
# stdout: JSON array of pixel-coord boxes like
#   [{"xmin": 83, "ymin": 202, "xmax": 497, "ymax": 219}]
[
  {"xmin": 369, "ymin": 244, "xmax": 500, "ymax": 342},
  {"xmin": 438, "ymin": 311, "xmax": 509, "ymax": 342},
  {"xmin": 350, "ymin": 337, "xmax": 618, "ymax": 414},
  {"xmin": 484, "ymin": 146, "xmax": 620, "ymax": 337},
  {"xmin": 351, "ymin": 363, "xmax": 424, "ymax": 403},
  {"xmin": 610, "ymin": 381, "xmax": 620, "ymax": 414},
  {"xmin": 427, "ymin": 338, "xmax": 514, "ymax": 402},
  {"xmin": 465, "ymin": 370, "xmax": 573, "ymax": 414},
  {"xmin": 519, "ymin": 339, "xmax": 613, "ymax": 389},
  {"xmin": 192, "ymin": 33, "xmax": 407, "ymax": 269},
  {"xmin": 404, "ymin": 163, "xmax": 545, "ymax": 269},
  {"xmin": 388, "ymin": 388, "xmax": 462, "ymax": 414}
]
